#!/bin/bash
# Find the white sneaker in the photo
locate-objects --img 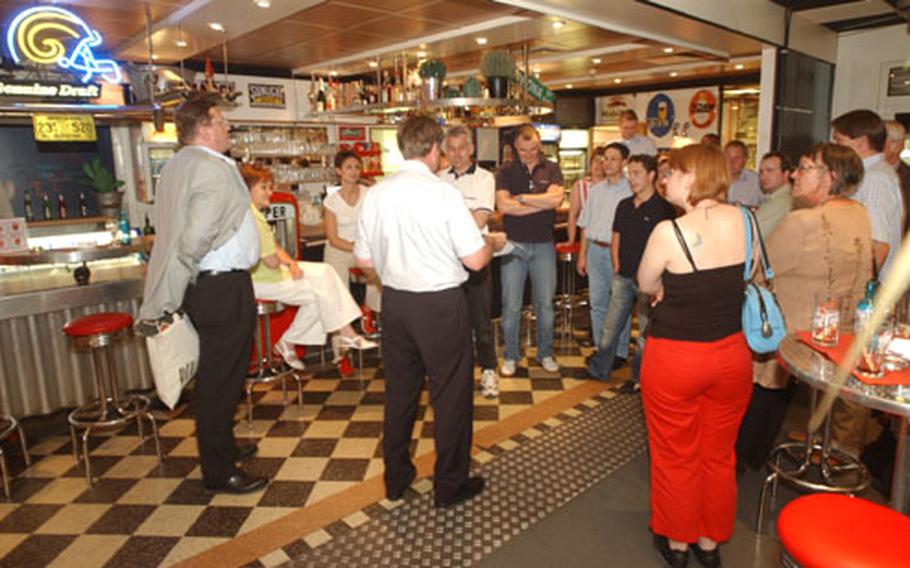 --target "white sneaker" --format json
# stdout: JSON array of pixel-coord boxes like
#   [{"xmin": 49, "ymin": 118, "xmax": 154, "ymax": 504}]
[
  {"xmin": 480, "ymin": 369, "xmax": 499, "ymax": 399},
  {"xmin": 539, "ymin": 356, "xmax": 559, "ymax": 373},
  {"xmin": 500, "ymin": 359, "xmax": 517, "ymax": 377}
]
